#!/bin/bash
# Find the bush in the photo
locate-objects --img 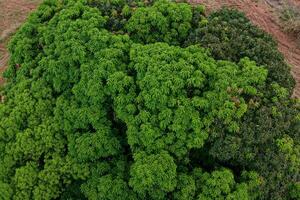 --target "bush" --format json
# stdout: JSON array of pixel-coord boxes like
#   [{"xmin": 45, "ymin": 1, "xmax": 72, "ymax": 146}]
[
  {"xmin": 280, "ymin": 3, "xmax": 300, "ymax": 46},
  {"xmin": 186, "ymin": 8, "xmax": 299, "ymax": 199},
  {"xmin": 0, "ymin": 0, "xmax": 299, "ymax": 199},
  {"xmin": 186, "ymin": 8, "xmax": 295, "ymax": 93}
]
